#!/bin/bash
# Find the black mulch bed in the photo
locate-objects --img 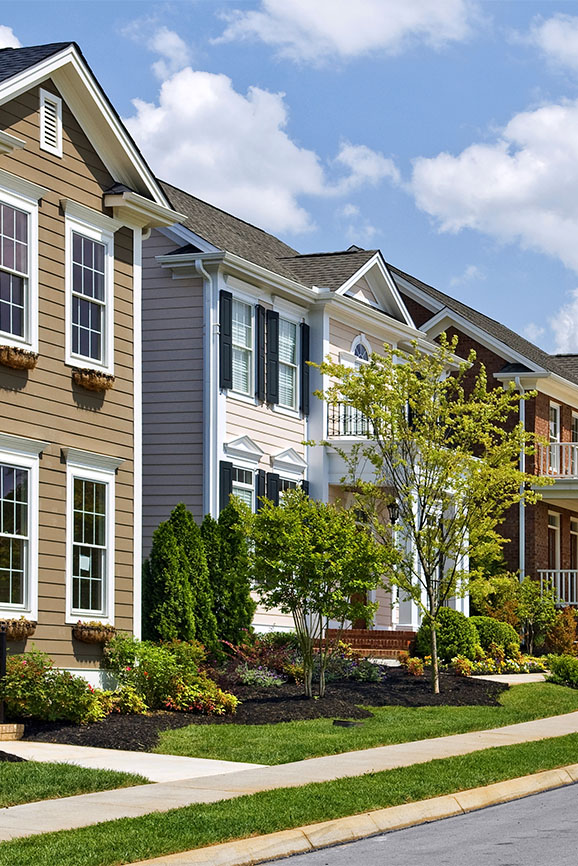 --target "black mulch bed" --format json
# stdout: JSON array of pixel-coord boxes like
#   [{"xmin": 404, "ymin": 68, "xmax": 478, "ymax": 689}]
[
  {"xmin": 16, "ymin": 669, "xmax": 508, "ymax": 754},
  {"xmin": 0, "ymin": 750, "xmax": 25, "ymax": 763}
]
